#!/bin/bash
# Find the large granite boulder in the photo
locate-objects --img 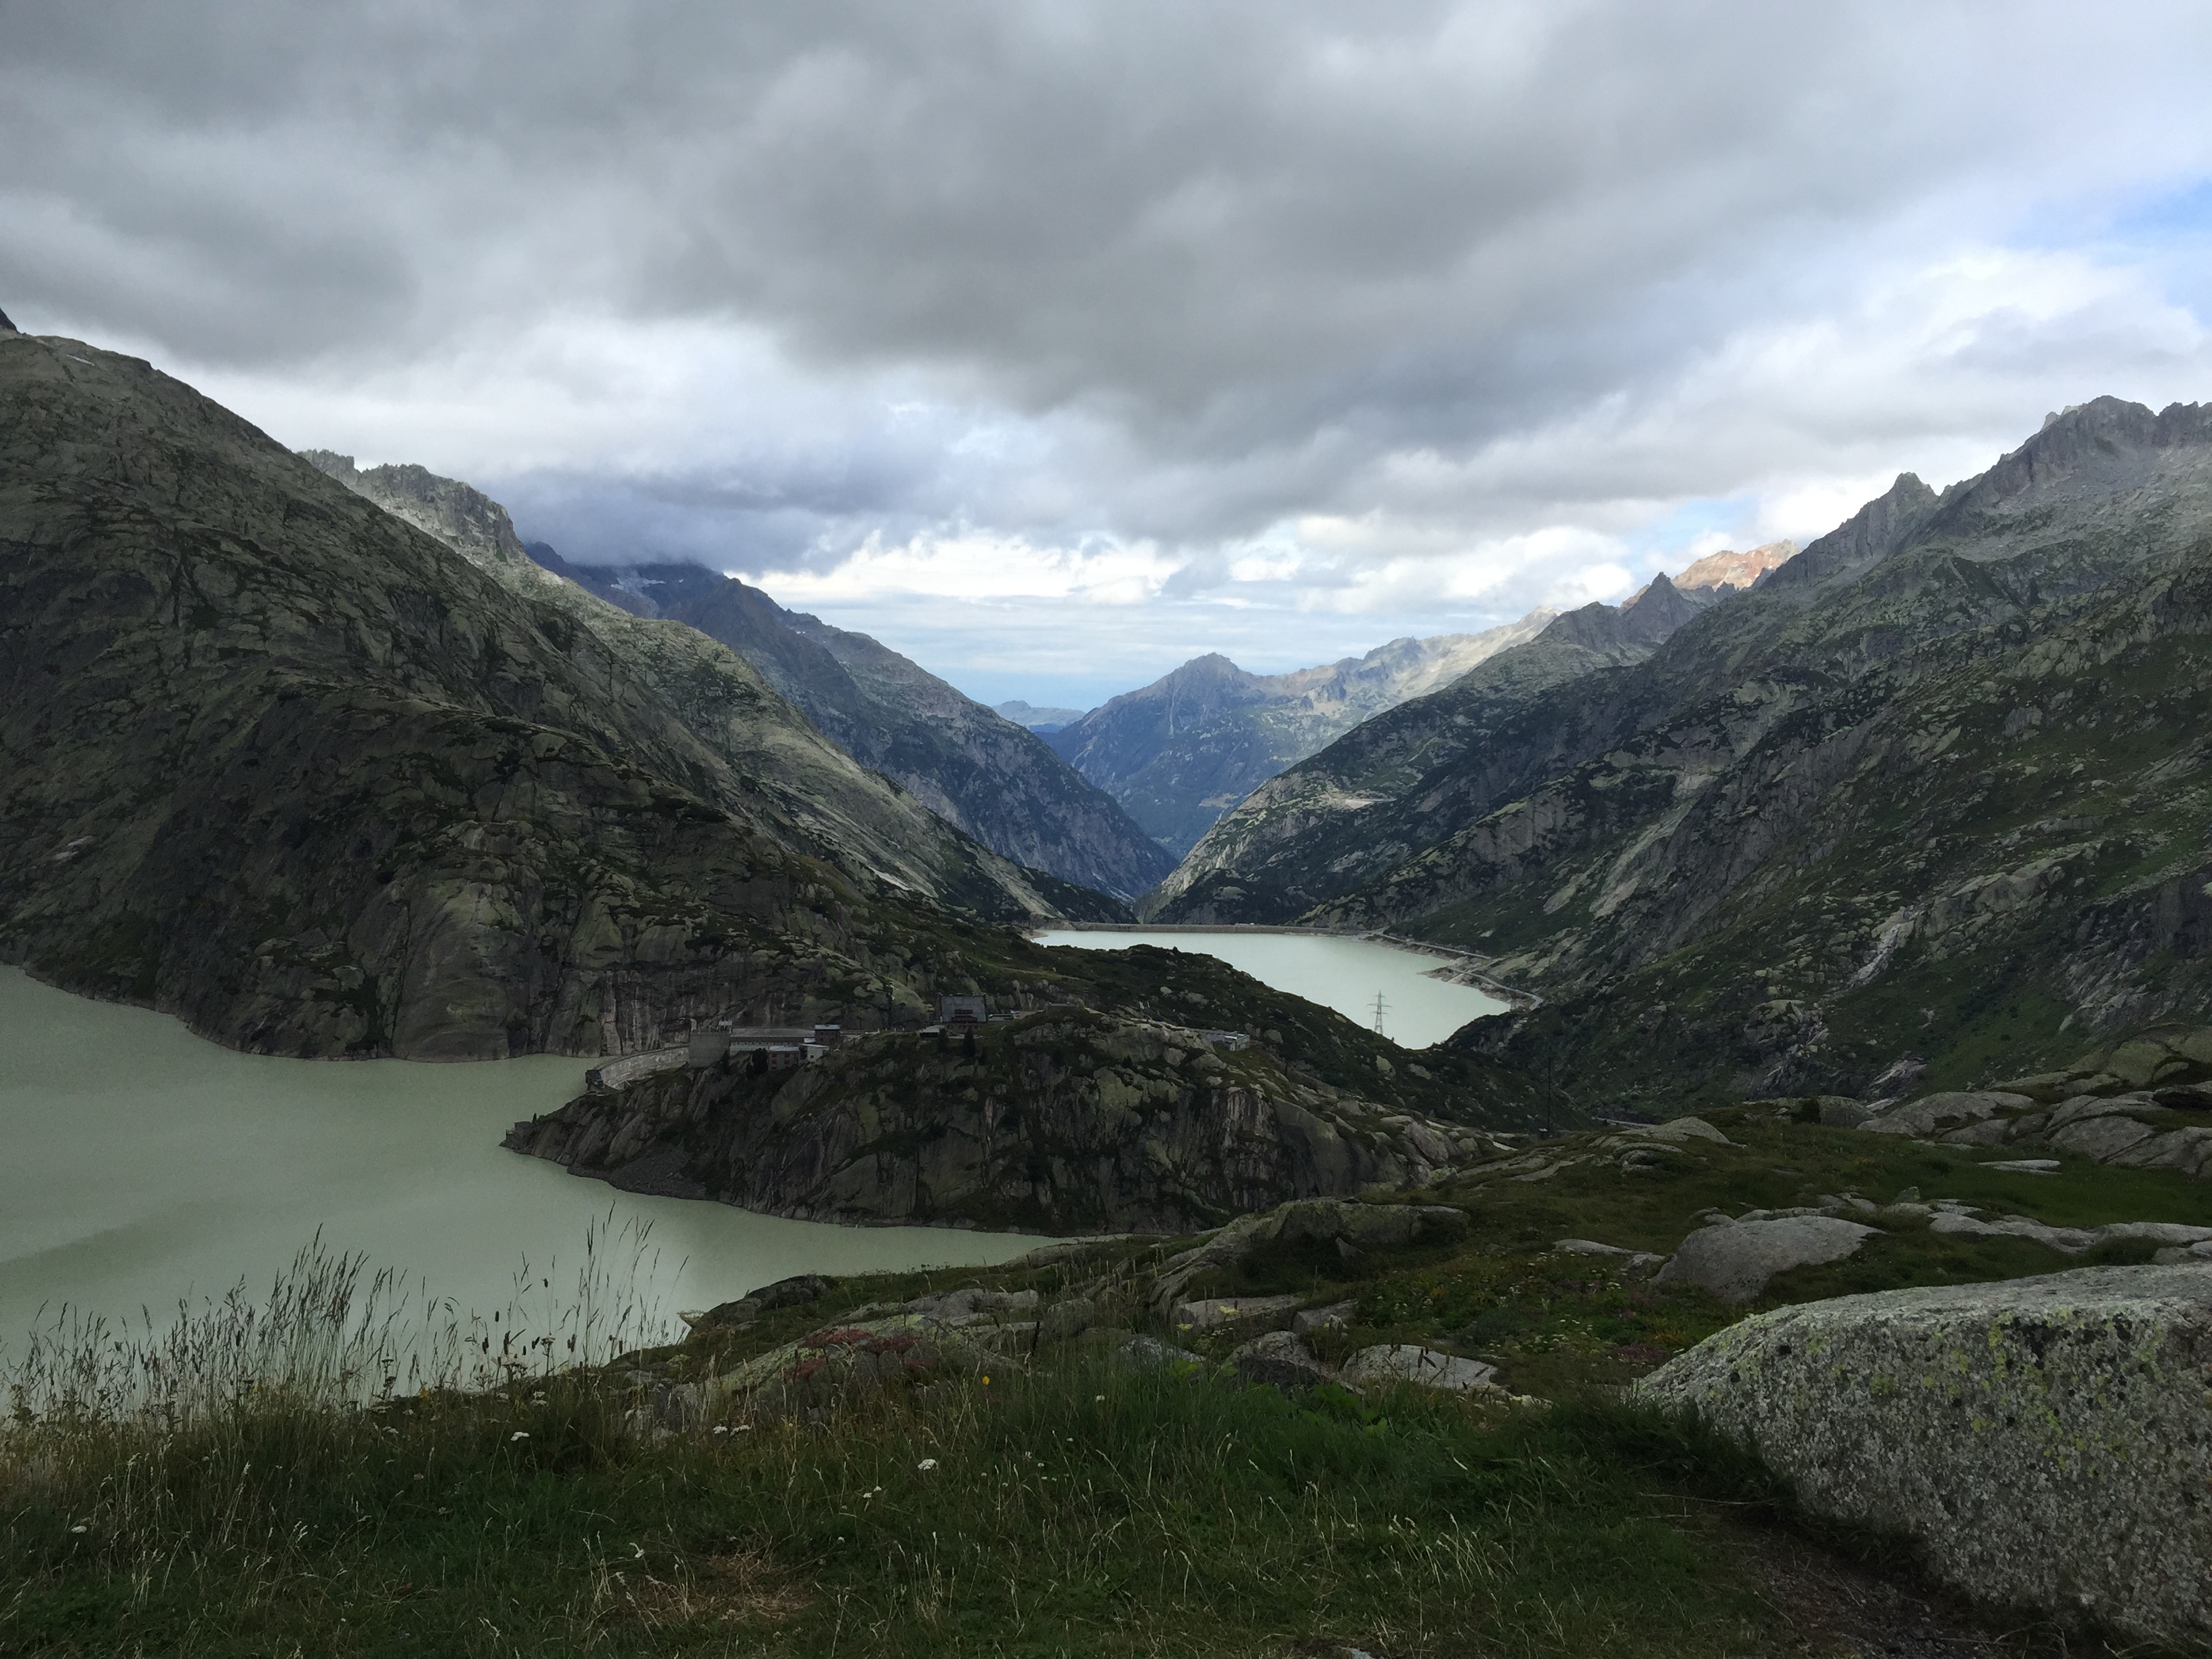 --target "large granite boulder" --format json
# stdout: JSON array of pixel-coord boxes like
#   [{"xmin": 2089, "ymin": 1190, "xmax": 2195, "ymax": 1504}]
[
  {"xmin": 1636, "ymin": 1264, "xmax": 2212, "ymax": 1646},
  {"xmin": 1860, "ymin": 1090, "xmax": 2034, "ymax": 1137},
  {"xmin": 1652, "ymin": 1216, "xmax": 1877, "ymax": 1303}
]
